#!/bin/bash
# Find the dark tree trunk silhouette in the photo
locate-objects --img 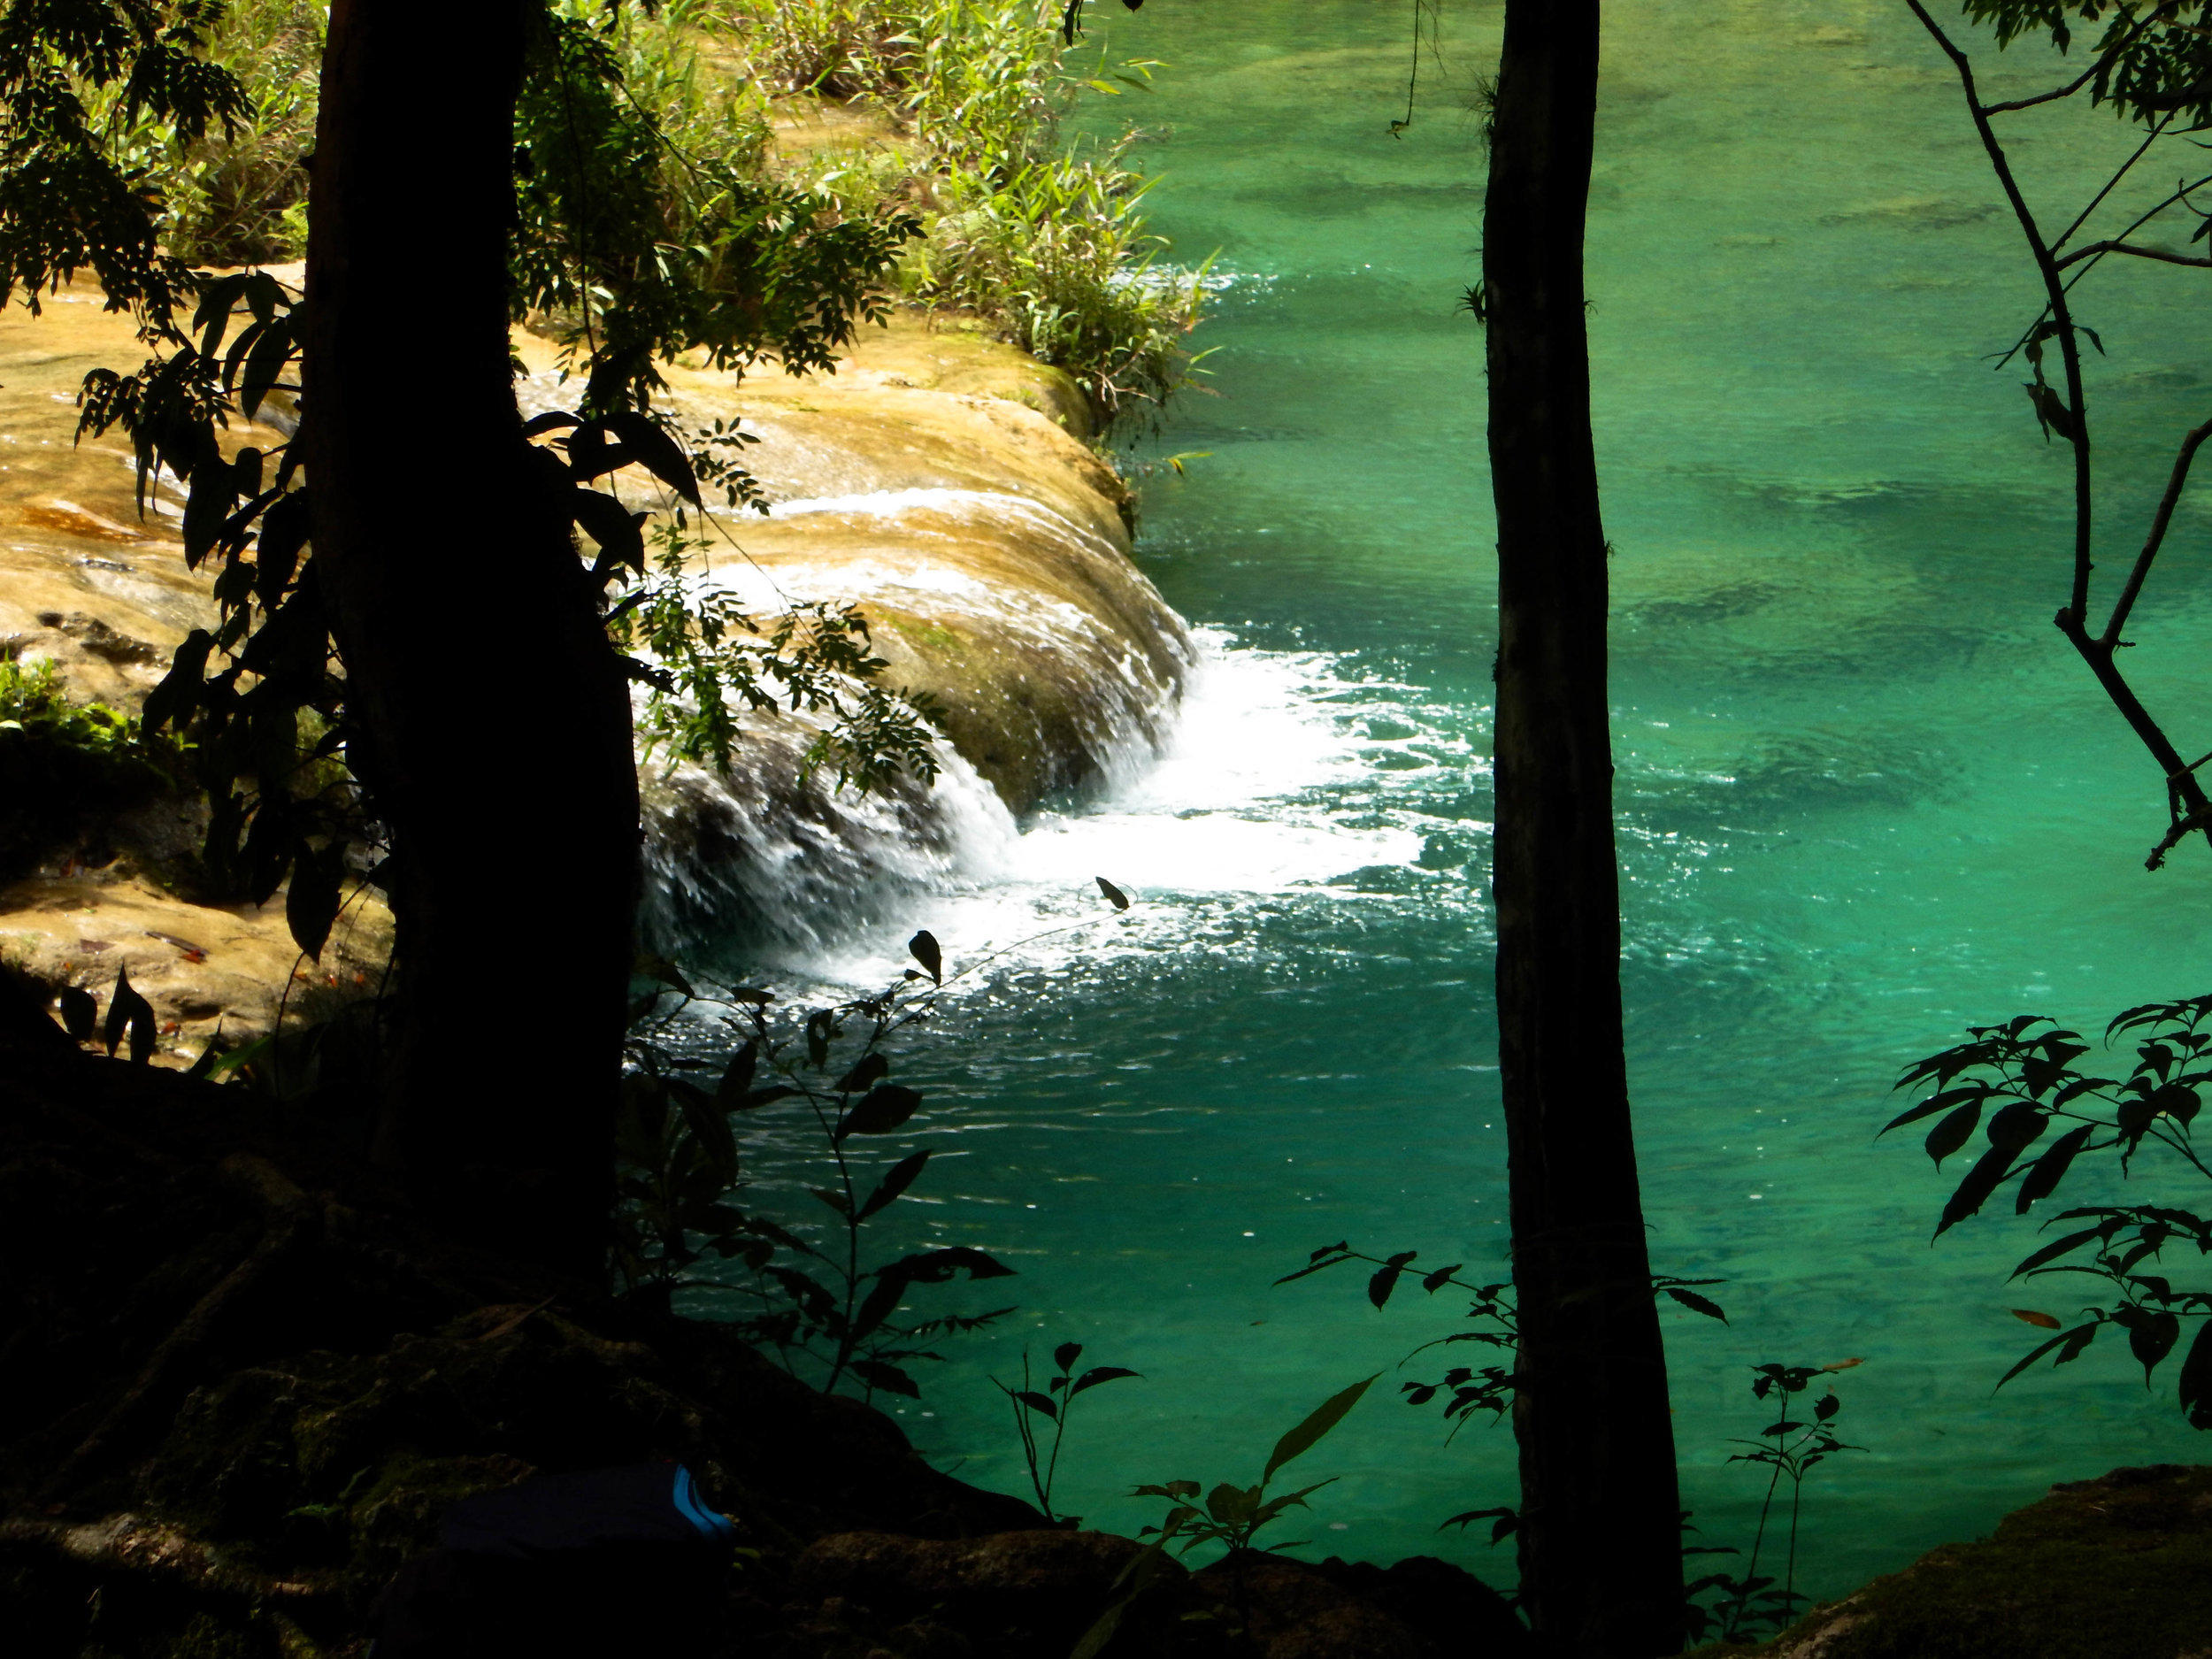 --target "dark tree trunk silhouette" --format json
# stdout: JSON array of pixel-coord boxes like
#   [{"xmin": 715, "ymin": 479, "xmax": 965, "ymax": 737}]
[
  {"xmin": 303, "ymin": 0, "xmax": 637, "ymax": 1275},
  {"xmin": 1484, "ymin": 2, "xmax": 1683, "ymax": 1653}
]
